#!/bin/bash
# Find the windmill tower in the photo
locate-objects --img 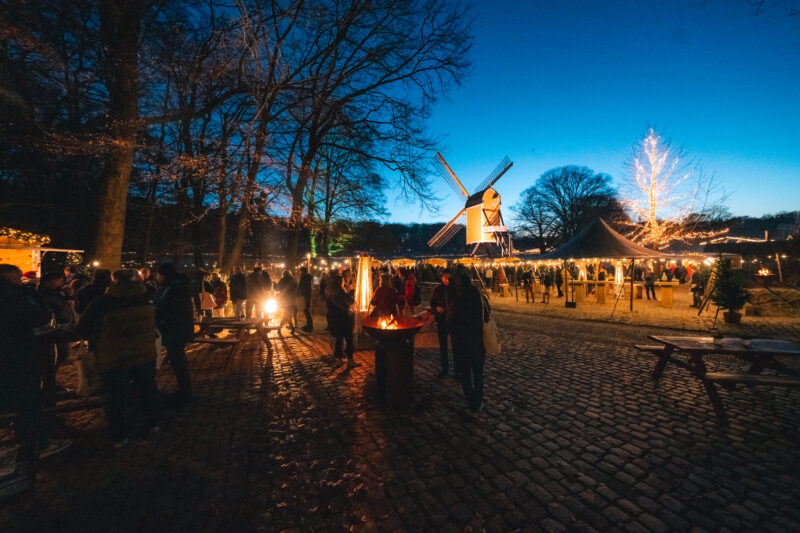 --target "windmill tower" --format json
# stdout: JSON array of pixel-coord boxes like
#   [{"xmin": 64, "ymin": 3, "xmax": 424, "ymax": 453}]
[{"xmin": 428, "ymin": 152, "xmax": 514, "ymax": 256}]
